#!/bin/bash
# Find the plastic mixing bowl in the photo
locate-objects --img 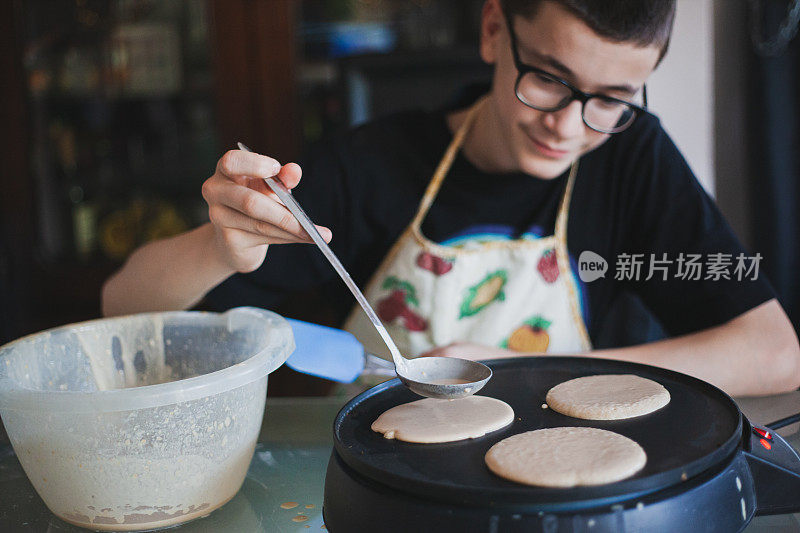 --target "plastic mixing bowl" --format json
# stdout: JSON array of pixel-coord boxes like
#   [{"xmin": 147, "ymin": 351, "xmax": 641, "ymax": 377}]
[{"xmin": 0, "ymin": 306, "xmax": 294, "ymax": 531}]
